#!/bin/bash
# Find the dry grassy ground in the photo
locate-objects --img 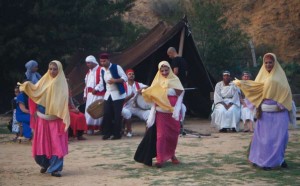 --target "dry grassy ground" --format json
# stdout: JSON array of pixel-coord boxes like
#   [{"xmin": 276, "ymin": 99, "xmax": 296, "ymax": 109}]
[{"xmin": 0, "ymin": 116, "xmax": 300, "ymax": 186}]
